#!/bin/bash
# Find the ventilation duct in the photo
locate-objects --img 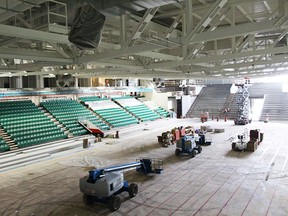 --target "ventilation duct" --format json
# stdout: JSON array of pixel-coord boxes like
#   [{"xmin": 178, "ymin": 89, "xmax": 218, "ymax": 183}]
[
  {"xmin": 68, "ymin": 2, "xmax": 105, "ymax": 50},
  {"xmin": 153, "ymin": 78, "xmax": 165, "ymax": 88},
  {"xmin": 56, "ymin": 74, "xmax": 75, "ymax": 87}
]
